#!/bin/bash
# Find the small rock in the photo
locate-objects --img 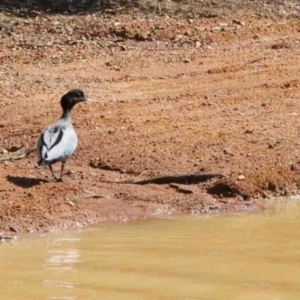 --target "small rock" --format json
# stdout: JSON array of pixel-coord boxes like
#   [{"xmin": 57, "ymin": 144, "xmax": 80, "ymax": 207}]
[
  {"xmin": 173, "ymin": 34, "xmax": 184, "ymax": 41},
  {"xmin": 223, "ymin": 148, "xmax": 232, "ymax": 155},
  {"xmin": 290, "ymin": 112, "xmax": 298, "ymax": 116},
  {"xmin": 22, "ymin": 19, "xmax": 32, "ymax": 25},
  {"xmin": 195, "ymin": 41, "xmax": 201, "ymax": 48},
  {"xmin": 268, "ymin": 143, "xmax": 275, "ymax": 149},
  {"xmin": 1, "ymin": 149, "xmax": 8, "ymax": 154},
  {"xmin": 233, "ymin": 19, "xmax": 245, "ymax": 26},
  {"xmin": 218, "ymin": 23, "xmax": 228, "ymax": 27},
  {"xmin": 65, "ymin": 170, "xmax": 75, "ymax": 175},
  {"xmin": 212, "ymin": 26, "xmax": 222, "ymax": 31},
  {"xmin": 184, "ymin": 30, "xmax": 192, "ymax": 36},
  {"xmin": 135, "ymin": 32, "xmax": 148, "ymax": 41},
  {"xmin": 9, "ymin": 226, "xmax": 18, "ymax": 233},
  {"xmin": 38, "ymin": 62, "xmax": 45, "ymax": 69},
  {"xmin": 237, "ymin": 175, "xmax": 245, "ymax": 181},
  {"xmin": 243, "ymin": 129, "xmax": 253, "ymax": 134},
  {"xmin": 183, "ymin": 58, "xmax": 191, "ymax": 63}
]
